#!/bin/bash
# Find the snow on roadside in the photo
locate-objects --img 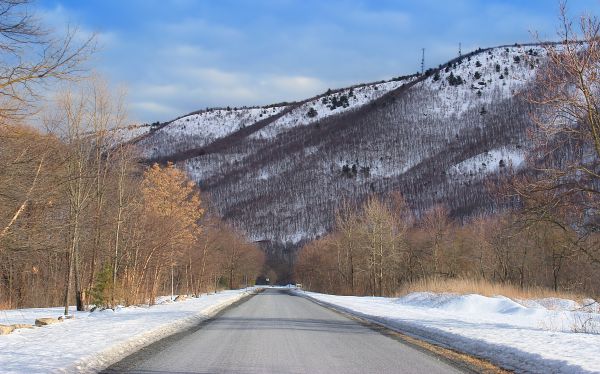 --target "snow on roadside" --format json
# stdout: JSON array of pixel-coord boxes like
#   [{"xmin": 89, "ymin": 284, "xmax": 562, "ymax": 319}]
[
  {"xmin": 0, "ymin": 289, "xmax": 254, "ymax": 373},
  {"xmin": 294, "ymin": 290, "xmax": 600, "ymax": 373}
]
